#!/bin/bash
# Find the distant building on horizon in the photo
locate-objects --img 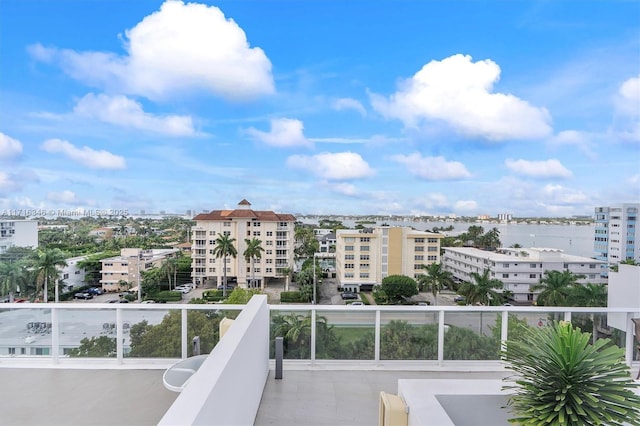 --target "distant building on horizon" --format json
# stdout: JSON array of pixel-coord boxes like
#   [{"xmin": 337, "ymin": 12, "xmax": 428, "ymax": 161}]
[{"xmin": 594, "ymin": 203, "xmax": 639, "ymax": 277}]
